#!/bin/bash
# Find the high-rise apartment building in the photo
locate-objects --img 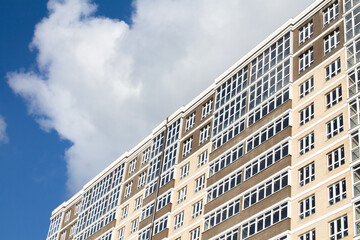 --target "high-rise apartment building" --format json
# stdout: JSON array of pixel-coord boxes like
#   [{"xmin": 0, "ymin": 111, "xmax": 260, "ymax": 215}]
[{"xmin": 45, "ymin": 0, "xmax": 360, "ymax": 239}]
